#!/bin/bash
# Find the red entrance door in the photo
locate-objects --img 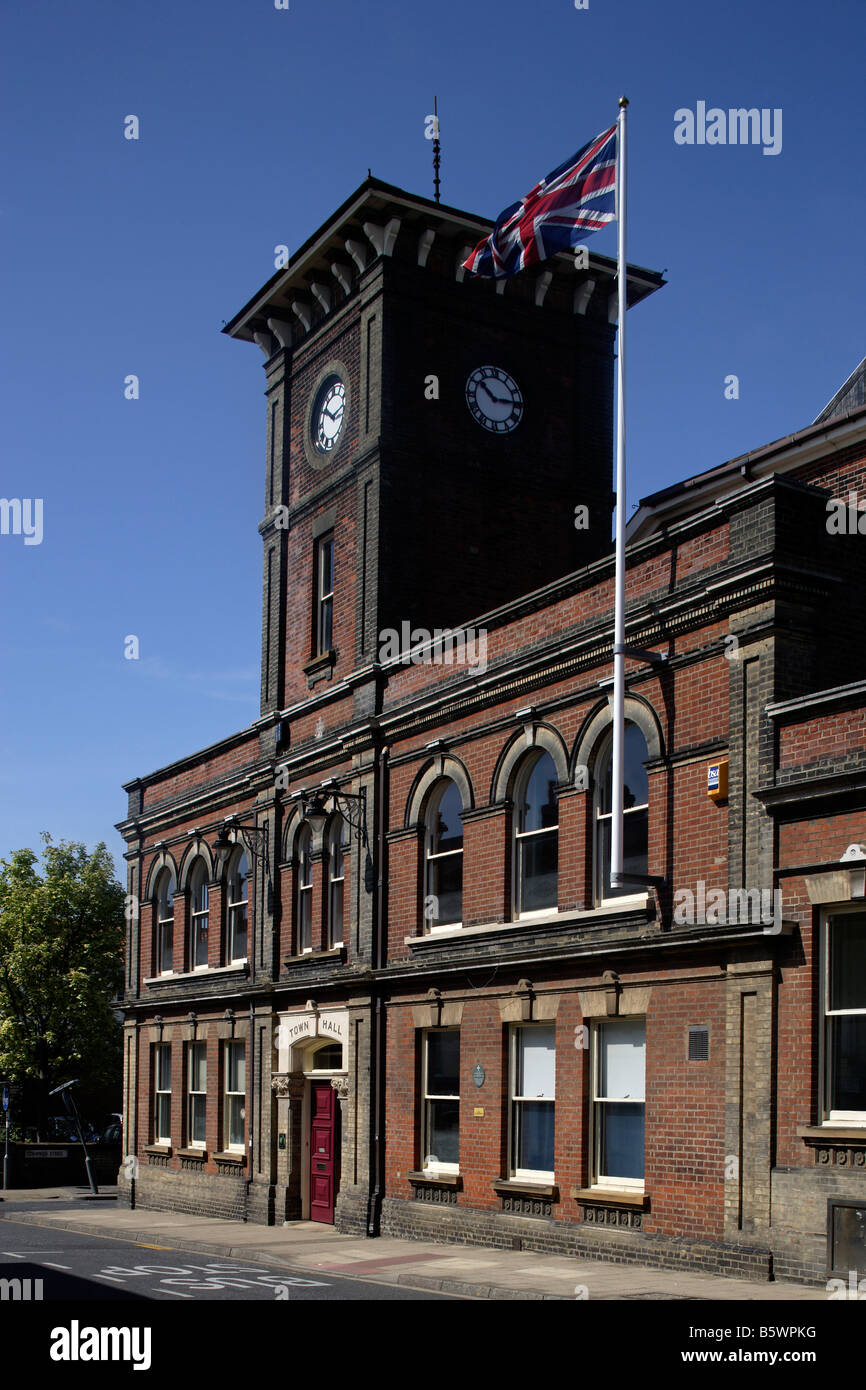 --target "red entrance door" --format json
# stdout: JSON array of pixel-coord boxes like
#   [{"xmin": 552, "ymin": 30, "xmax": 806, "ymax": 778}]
[{"xmin": 309, "ymin": 1081, "xmax": 338, "ymax": 1224}]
